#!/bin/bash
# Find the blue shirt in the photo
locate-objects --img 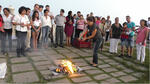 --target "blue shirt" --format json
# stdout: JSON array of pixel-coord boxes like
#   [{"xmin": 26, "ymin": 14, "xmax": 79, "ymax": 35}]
[
  {"xmin": 127, "ymin": 22, "xmax": 135, "ymax": 37},
  {"xmin": 127, "ymin": 22, "xmax": 135, "ymax": 29}
]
